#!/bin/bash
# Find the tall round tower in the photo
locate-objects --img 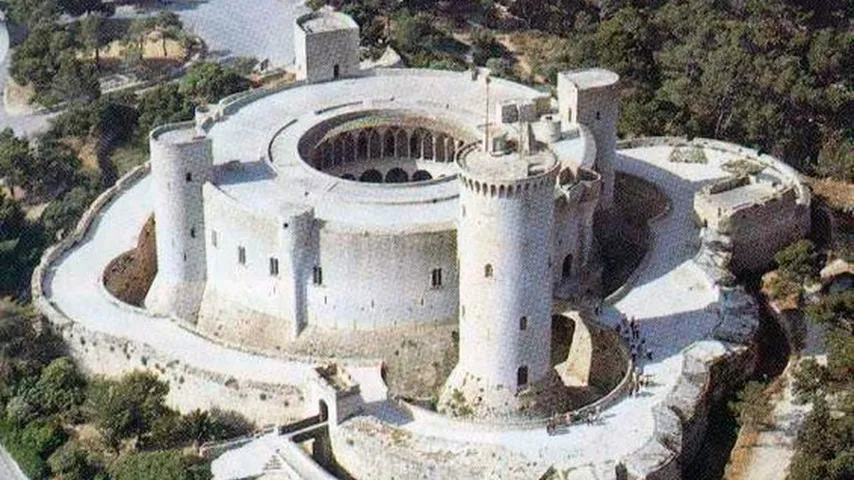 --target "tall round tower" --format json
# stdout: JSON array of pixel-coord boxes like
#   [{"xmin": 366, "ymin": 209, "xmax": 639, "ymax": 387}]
[
  {"xmin": 439, "ymin": 148, "xmax": 559, "ymax": 418},
  {"xmin": 145, "ymin": 123, "xmax": 213, "ymax": 322}
]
